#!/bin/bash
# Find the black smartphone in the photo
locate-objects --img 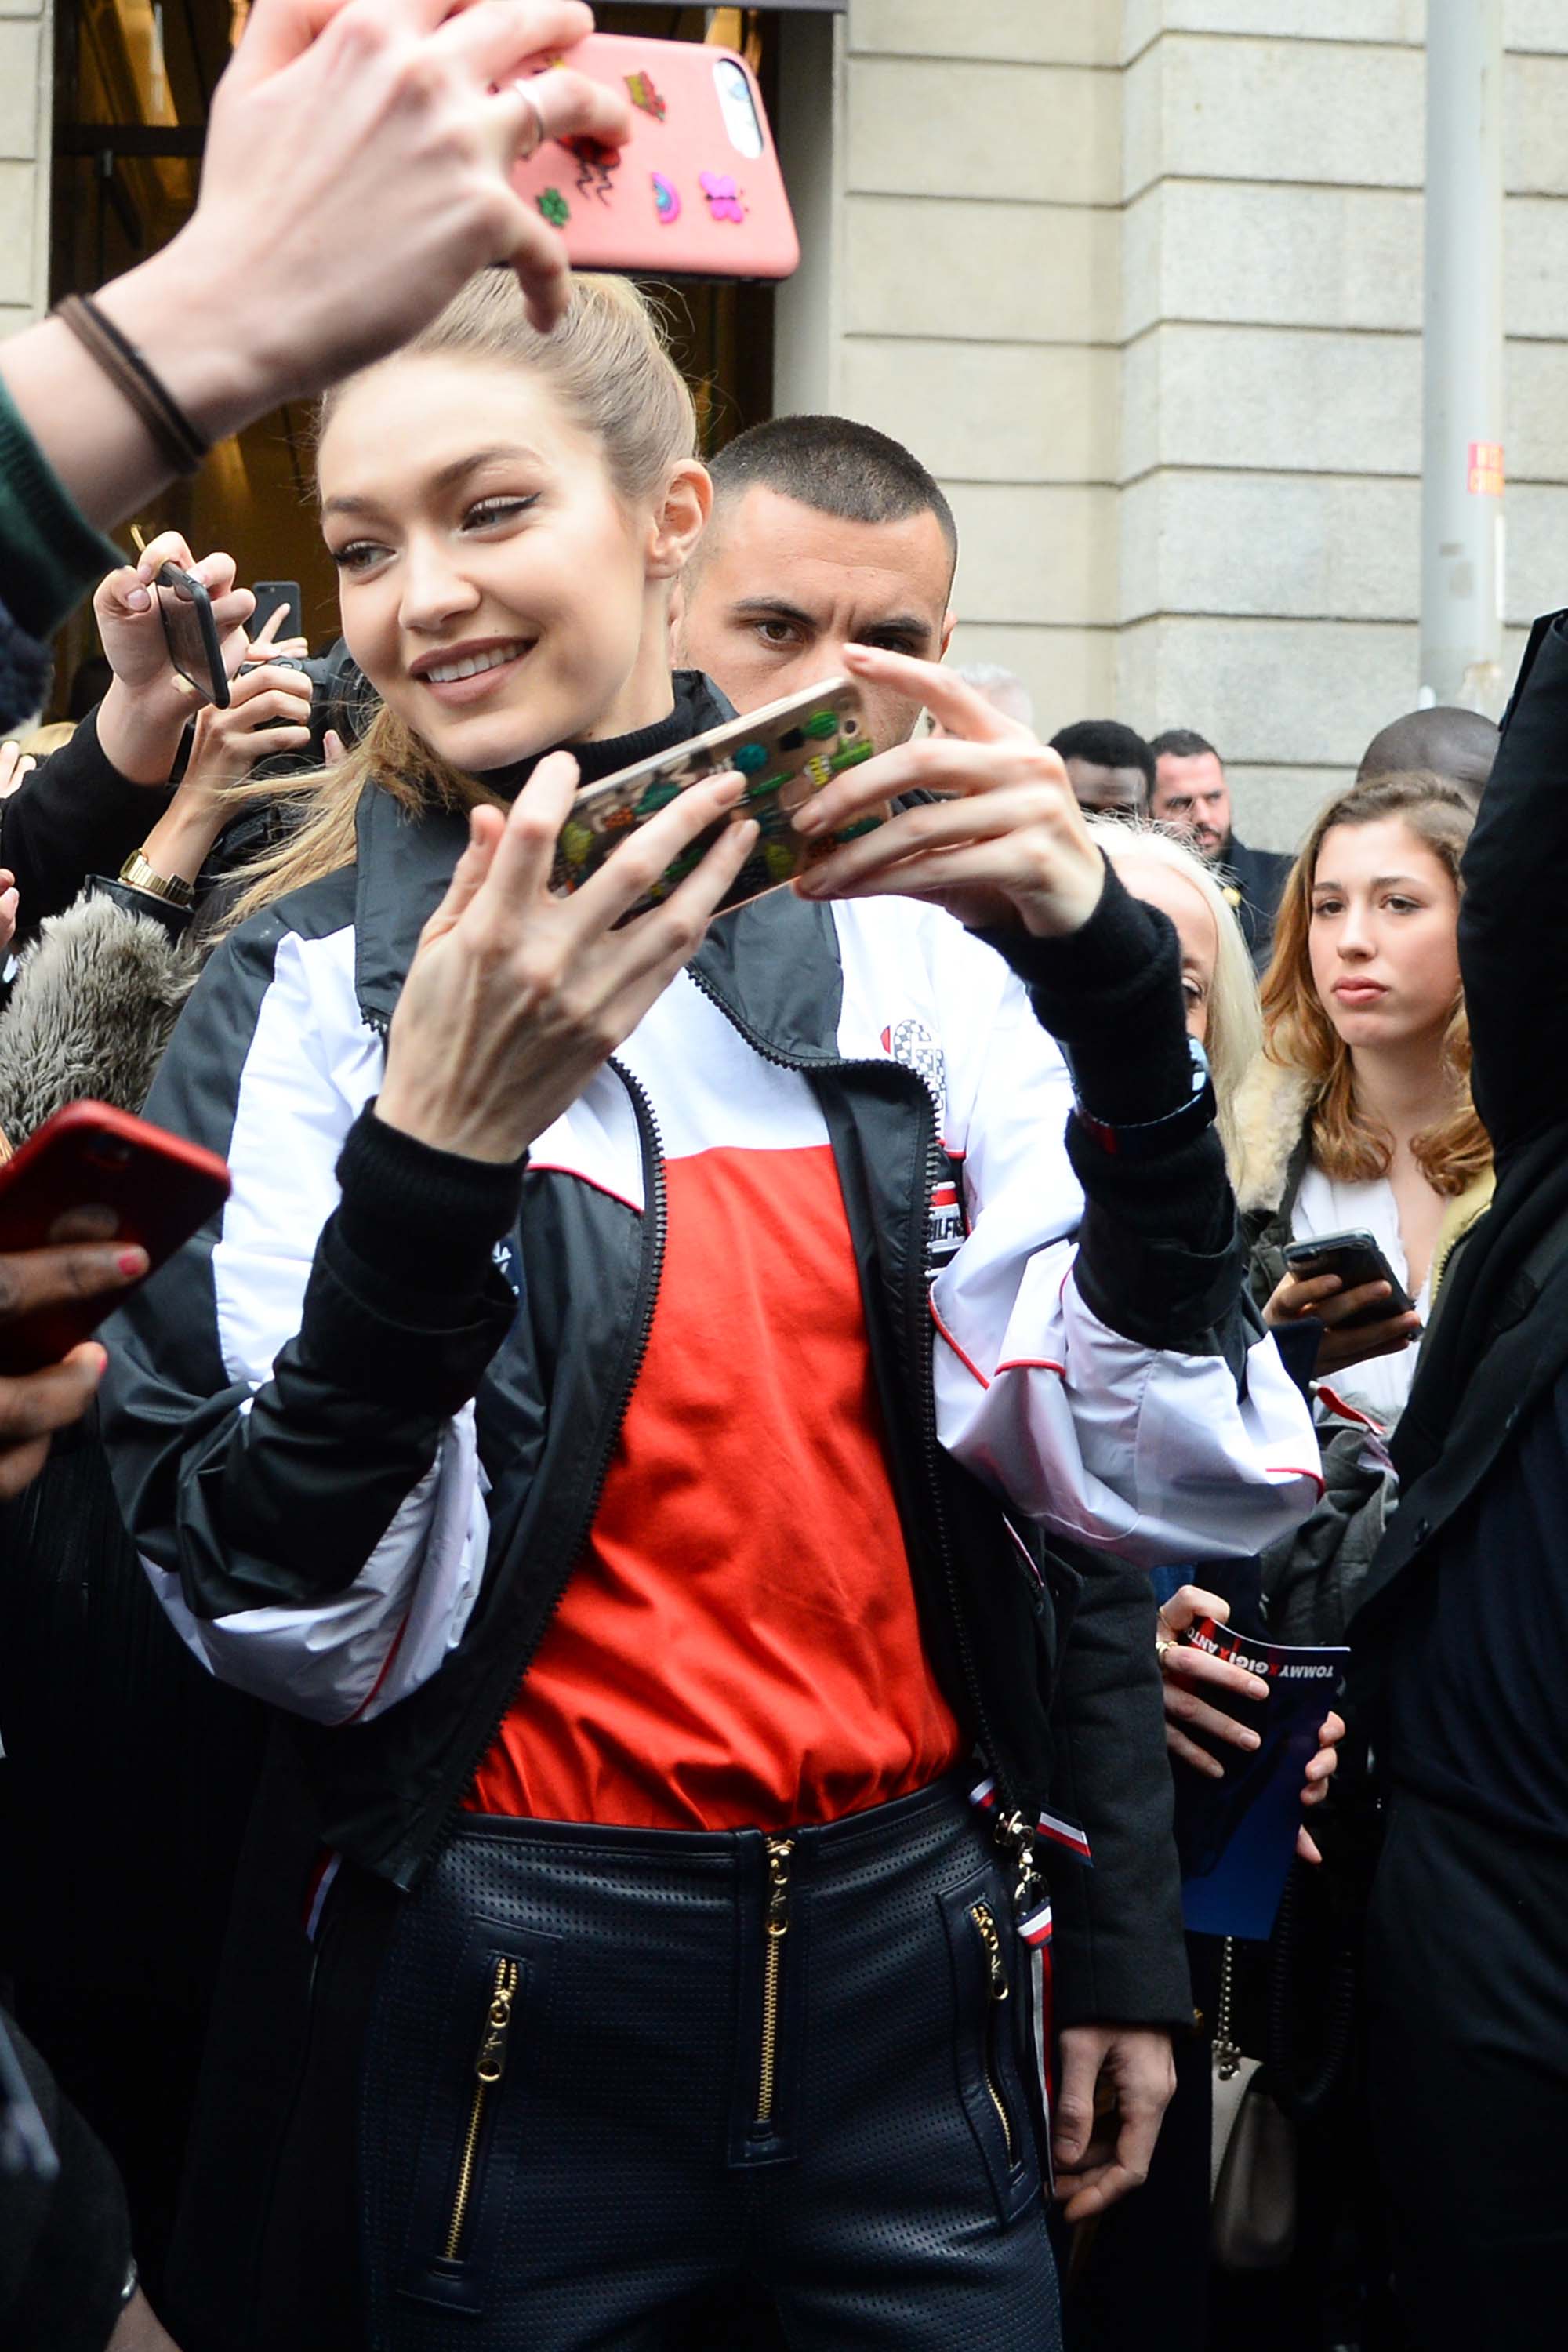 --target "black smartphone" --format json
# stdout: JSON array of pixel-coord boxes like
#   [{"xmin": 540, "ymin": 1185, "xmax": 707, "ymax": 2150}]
[
  {"xmin": 249, "ymin": 579, "xmax": 303, "ymax": 646},
  {"xmin": 154, "ymin": 561, "xmax": 230, "ymax": 708},
  {"xmin": 1282, "ymin": 1229, "xmax": 1415, "ymax": 1327}
]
